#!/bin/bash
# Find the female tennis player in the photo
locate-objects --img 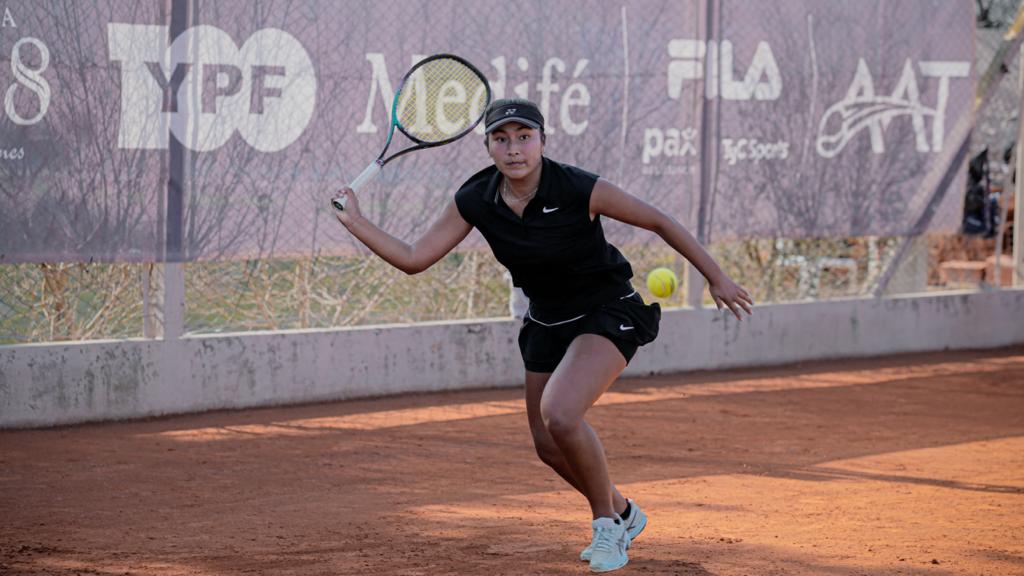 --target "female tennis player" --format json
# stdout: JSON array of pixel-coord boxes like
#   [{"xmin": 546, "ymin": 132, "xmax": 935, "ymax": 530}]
[{"xmin": 331, "ymin": 98, "xmax": 753, "ymax": 572}]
